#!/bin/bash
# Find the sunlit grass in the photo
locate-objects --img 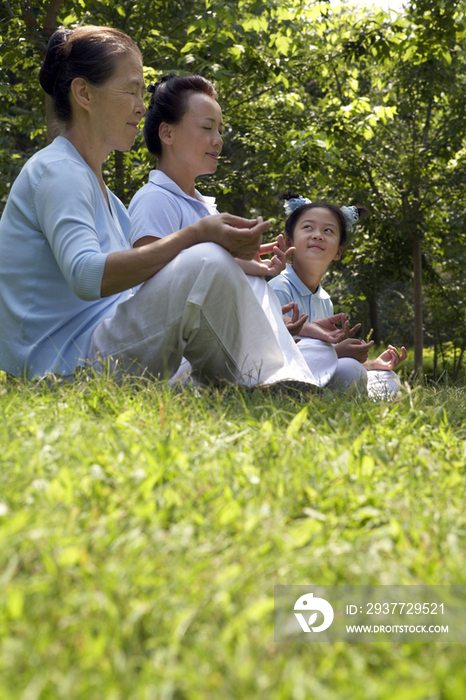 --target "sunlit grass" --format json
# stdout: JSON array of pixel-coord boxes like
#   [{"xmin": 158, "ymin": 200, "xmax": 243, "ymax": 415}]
[{"xmin": 1, "ymin": 372, "xmax": 465, "ymax": 698}]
